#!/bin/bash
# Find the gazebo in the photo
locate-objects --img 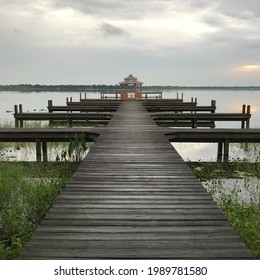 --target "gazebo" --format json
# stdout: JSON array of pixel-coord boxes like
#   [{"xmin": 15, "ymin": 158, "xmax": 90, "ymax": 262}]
[{"xmin": 119, "ymin": 74, "xmax": 143, "ymax": 100}]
